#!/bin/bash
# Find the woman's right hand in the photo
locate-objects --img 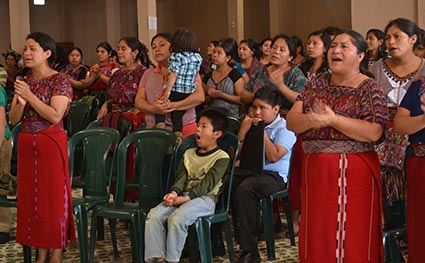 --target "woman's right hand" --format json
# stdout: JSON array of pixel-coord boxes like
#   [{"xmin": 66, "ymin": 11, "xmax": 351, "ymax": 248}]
[{"xmin": 96, "ymin": 102, "xmax": 109, "ymax": 120}]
